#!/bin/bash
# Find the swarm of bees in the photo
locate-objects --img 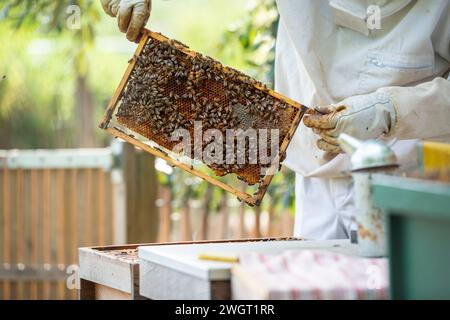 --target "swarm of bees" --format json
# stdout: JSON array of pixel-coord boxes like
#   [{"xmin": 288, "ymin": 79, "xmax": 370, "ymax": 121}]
[{"xmin": 116, "ymin": 37, "xmax": 295, "ymax": 185}]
